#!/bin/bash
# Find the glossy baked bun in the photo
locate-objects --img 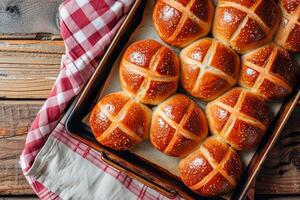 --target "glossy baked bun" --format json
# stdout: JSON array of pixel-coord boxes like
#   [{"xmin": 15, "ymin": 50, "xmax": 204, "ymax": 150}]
[
  {"xmin": 152, "ymin": 0, "xmax": 214, "ymax": 47},
  {"xmin": 274, "ymin": 0, "xmax": 300, "ymax": 52},
  {"xmin": 150, "ymin": 94, "xmax": 208, "ymax": 157},
  {"xmin": 120, "ymin": 40, "xmax": 180, "ymax": 105},
  {"xmin": 206, "ymin": 87, "xmax": 272, "ymax": 151},
  {"xmin": 90, "ymin": 92, "xmax": 151, "ymax": 151},
  {"xmin": 180, "ymin": 38, "xmax": 240, "ymax": 101},
  {"xmin": 213, "ymin": 0, "xmax": 280, "ymax": 53},
  {"xmin": 179, "ymin": 136, "xmax": 242, "ymax": 197},
  {"xmin": 239, "ymin": 43, "xmax": 295, "ymax": 100}
]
